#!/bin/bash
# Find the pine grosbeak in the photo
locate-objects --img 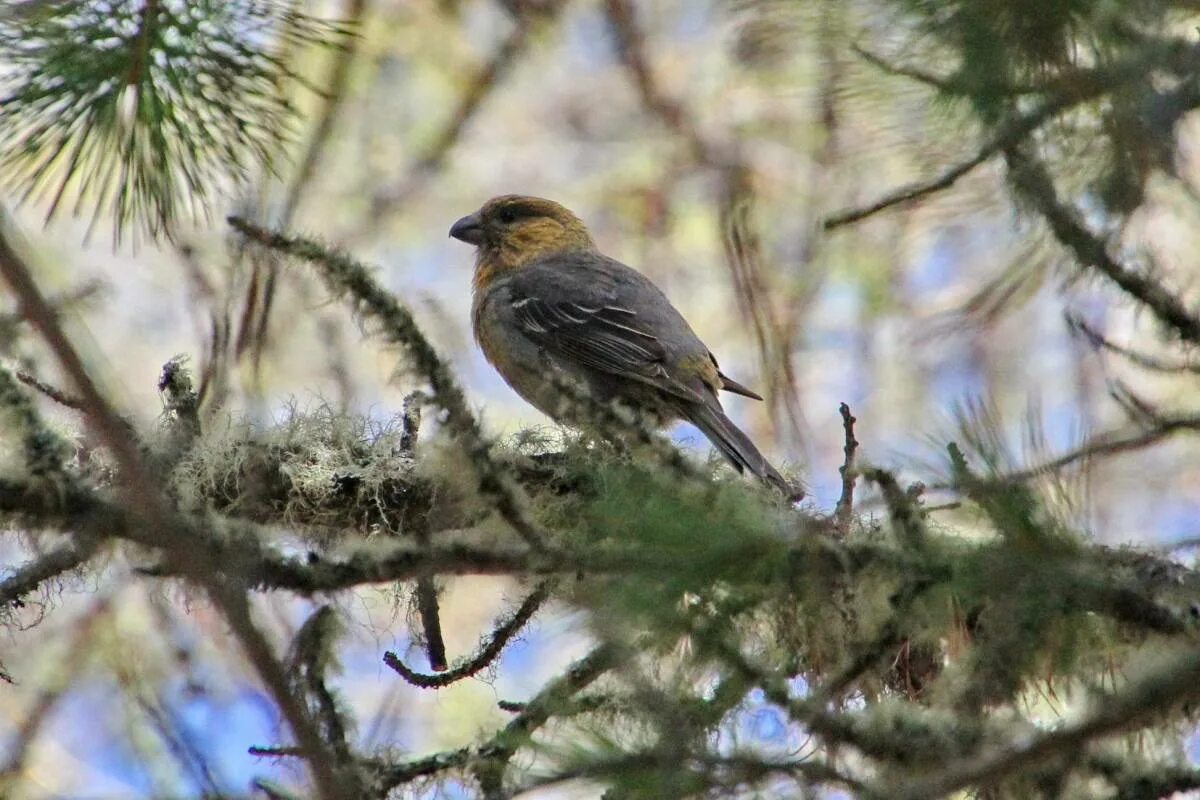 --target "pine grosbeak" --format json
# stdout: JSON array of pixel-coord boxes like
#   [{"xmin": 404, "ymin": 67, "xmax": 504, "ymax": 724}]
[{"xmin": 451, "ymin": 194, "xmax": 790, "ymax": 493}]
